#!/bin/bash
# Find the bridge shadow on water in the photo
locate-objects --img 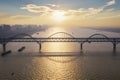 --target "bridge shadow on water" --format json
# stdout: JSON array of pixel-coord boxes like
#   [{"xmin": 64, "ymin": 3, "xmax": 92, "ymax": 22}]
[
  {"xmin": 7, "ymin": 52, "xmax": 84, "ymax": 57},
  {"xmin": 1, "ymin": 51, "xmax": 119, "ymax": 63},
  {"xmin": 1, "ymin": 52, "xmax": 84, "ymax": 63},
  {"xmin": 1, "ymin": 51, "xmax": 119, "ymax": 57}
]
